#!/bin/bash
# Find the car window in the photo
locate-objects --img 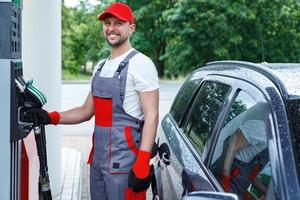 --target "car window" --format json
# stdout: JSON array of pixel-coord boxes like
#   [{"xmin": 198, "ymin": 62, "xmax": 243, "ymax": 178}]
[
  {"xmin": 184, "ymin": 81, "xmax": 230, "ymax": 155},
  {"xmin": 210, "ymin": 90, "xmax": 272, "ymax": 199},
  {"xmin": 170, "ymin": 79, "xmax": 201, "ymax": 124}
]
